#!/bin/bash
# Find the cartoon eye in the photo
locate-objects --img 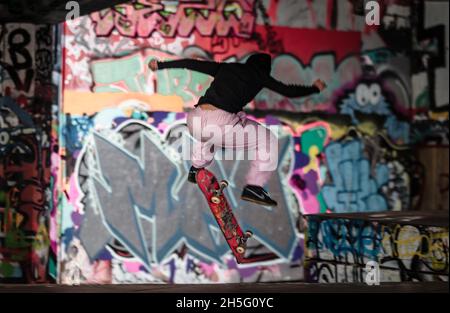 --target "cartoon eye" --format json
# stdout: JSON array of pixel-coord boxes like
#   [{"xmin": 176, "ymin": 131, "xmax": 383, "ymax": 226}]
[
  {"xmin": 356, "ymin": 84, "xmax": 370, "ymax": 106},
  {"xmin": 369, "ymin": 84, "xmax": 382, "ymax": 105}
]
